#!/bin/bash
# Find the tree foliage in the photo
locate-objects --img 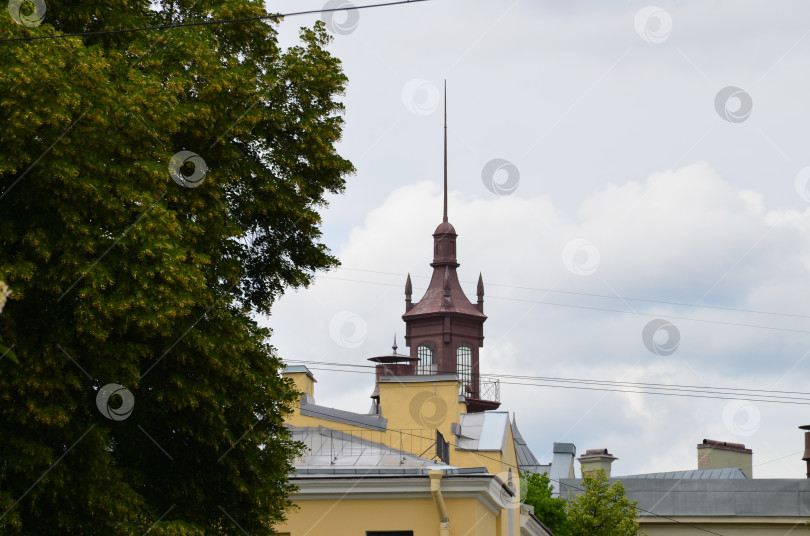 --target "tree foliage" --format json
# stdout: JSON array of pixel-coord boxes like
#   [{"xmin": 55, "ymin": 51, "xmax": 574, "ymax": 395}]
[
  {"xmin": 566, "ymin": 470, "xmax": 641, "ymax": 536},
  {"xmin": 522, "ymin": 471, "xmax": 571, "ymax": 536},
  {"xmin": 0, "ymin": 0, "xmax": 353, "ymax": 533}
]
